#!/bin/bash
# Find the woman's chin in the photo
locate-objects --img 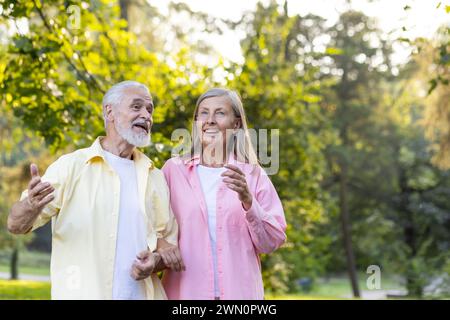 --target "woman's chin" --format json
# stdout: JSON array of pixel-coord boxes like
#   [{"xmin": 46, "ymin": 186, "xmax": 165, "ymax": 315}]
[{"xmin": 201, "ymin": 138, "xmax": 224, "ymax": 149}]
